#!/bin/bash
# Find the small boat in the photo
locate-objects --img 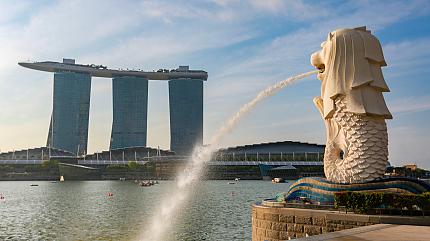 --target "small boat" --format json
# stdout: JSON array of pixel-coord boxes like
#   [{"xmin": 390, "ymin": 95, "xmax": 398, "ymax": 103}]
[
  {"xmin": 139, "ymin": 180, "xmax": 157, "ymax": 187},
  {"xmin": 272, "ymin": 178, "xmax": 286, "ymax": 183},
  {"xmin": 228, "ymin": 182, "xmax": 236, "ymax": 184},
  {"xmin": 30, "ymin": 184, "xmax": 39, "ymax": 186},
  {"xmin": 59, "ymin": 176, "xmax": 65, "ymax": 182},
  {"xmin": 235, "ymin": 178, "xmax": 240, "ymax": 181},
  {"xmin": 119, "ymin": 177, "xmax": 126, "ymax": 181}
]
